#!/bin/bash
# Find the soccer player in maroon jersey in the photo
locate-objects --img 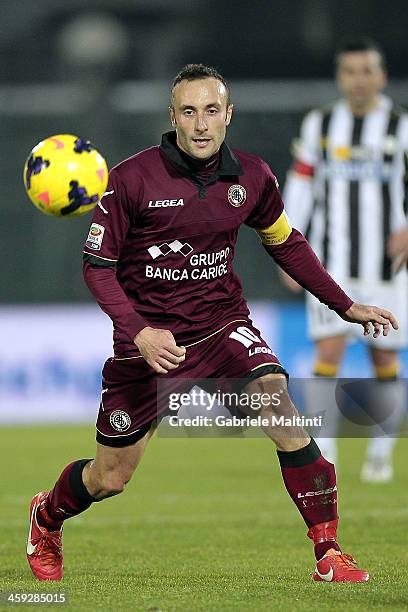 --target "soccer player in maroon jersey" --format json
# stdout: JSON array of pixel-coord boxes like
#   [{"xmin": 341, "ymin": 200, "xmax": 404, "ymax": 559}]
[{"xmin": 27, "ymin": 64, "xmax": 398, "ymax": 583}]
